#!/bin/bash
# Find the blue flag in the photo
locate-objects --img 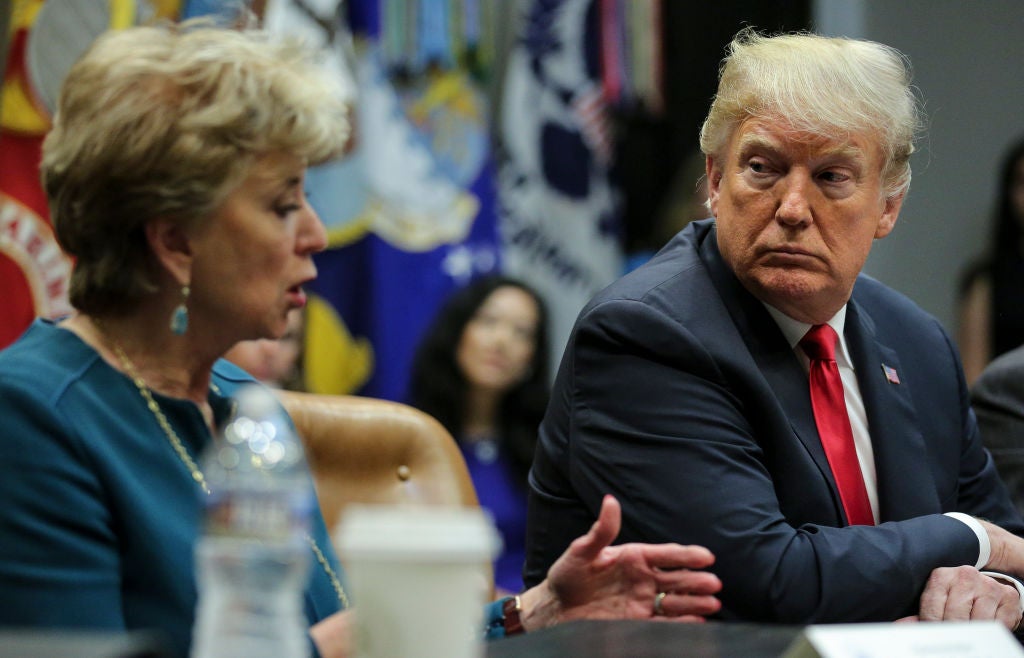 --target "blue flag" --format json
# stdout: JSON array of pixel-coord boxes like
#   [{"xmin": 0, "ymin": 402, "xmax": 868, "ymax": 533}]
[{"xmin": 304, "ymin": 1, "xmax": 502, "ymax": 401}]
